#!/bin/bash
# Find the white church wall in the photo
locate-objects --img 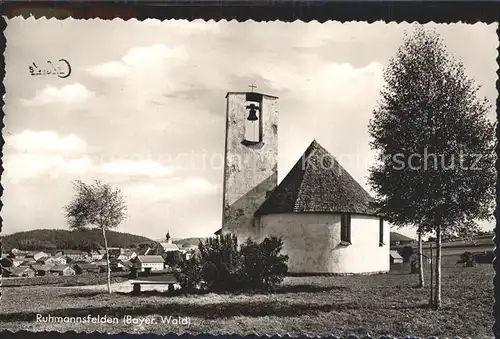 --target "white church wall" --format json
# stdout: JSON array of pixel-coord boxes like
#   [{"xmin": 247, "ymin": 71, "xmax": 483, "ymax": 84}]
[{"xmin": 259, "ymin": 213, "xmax": 389, "ymax": 274}]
